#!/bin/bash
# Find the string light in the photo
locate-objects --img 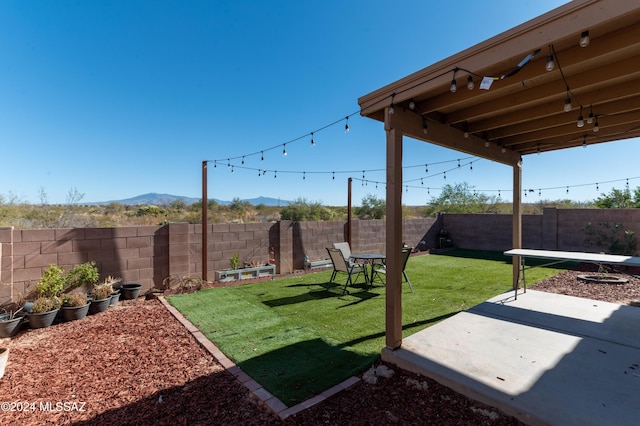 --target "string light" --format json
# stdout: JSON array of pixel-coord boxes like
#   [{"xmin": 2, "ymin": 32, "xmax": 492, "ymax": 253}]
[
  {"xmin": 545, "ymin": 53, "xmax": 554, "ymax": 72},
  {"xmin": 282, "ymin": 144, "xmax": 287, "ymax": 157},
  {"xmin": 587, "ymin": 106, "xmax": 594, "ymax": 124},
  {"xmin": 388, "ymin": 93, "xmax": 395, "ymax": 115},
  {"xmin": 227, "ymin": 158, "xmax": 231, "ymax": 168},
  {"xmin": 577, "ymin": 107, "xmax": 584, "ymax": 128},
  {"xmin": 213, "ymin": 161, "xmax": 217, "ymax": 168},
  {"xmin": 261, "ymin": 151, "xmax": 264, "ymax": 162},
  {"xmin": 582, "ymin": 135, "xmax": 587, "ymax": 148},
  {"xmin": 580, "ymin": 30, "xmax": 590, "ymax": 48},
  {"xmin": 303, "ymin": 171, "xmax": 306, "ymax": 181},
  {"xmin": 450, "ymin": 69, "xmax": 458, "ymax": 93},
  {"xmin": 593, "ymin": 117, "xmax": 599, "ymax": 132},
  {"xmin": 466, "ymin": 76, "xmax": 474, "ymax": 90},
  {"xmin": 332, "ymin": 172, "xmax": 335, "ymax": 180},
  {"xmin": 425, "ymin": 164, "xmax": 428, "ymax": 174},
  {"xmin": 310, "ymin": 132, "xmax": 315, "ymax": 147},
  {"xmin": 422, "ymin": 118, "xmax": 428, "ymax": 134},
  {"xmin": 409, "ymin": 99, "xmax": 415, "ymax": 110},
  {"xmin": 345, "ymin": 116, "xmax": 350, "ymax": 133},
  {"xmin": 564, "ymin": 95, "xmax": 572, "ymax": 112},
  {"xmin": 241, "ymin": 156, "xmax": 245, "ymax": 165}
]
